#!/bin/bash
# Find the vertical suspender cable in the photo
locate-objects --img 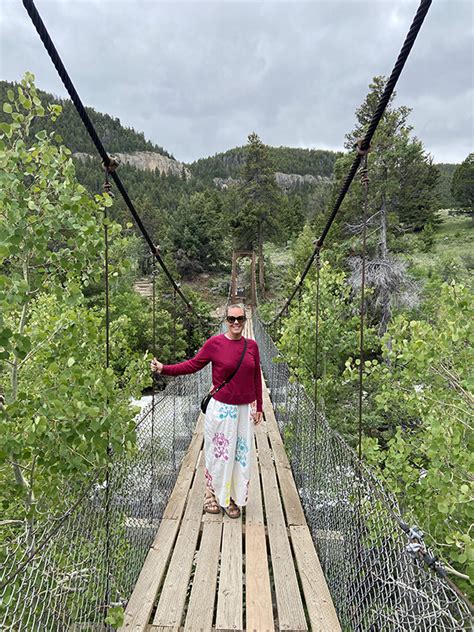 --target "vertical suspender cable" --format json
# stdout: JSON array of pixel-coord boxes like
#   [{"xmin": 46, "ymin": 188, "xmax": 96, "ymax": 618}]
[
  {"xmin": 103, "ymin": 202, "xmax": 112, "ymax": 625},
  {"xmin": 150, "ymin": 260, "xmax": 157, "ymax": 521},
  {"xmin": 355, "ymin": 152, "xmax": 370, "ymax": 579},
  {"xmin": 172, "ymin": 286, "xmax": 177, "ymax": 469},
  {"xmin": 312, "ymin": 250, "xmax": 322, "ymax": 478},
  {"xmin": 358, "ymin": 153, "xmax": 370, "ymax": 462},
  {"xmin": 313, "ymin": 250, "xmax": 321, "ymax": 417},
  {"xmin": 295, "ymin": 285, "xmax": 303, "ymax": 476}
]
